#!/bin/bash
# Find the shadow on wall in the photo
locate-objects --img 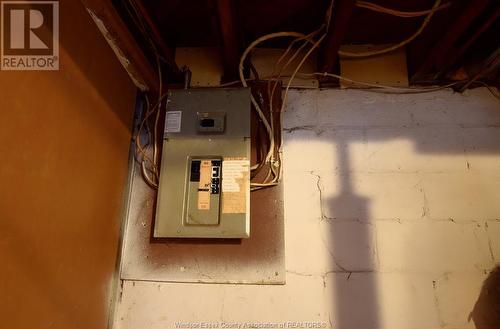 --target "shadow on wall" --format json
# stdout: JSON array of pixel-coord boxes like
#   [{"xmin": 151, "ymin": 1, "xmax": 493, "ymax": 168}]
[
  {"xmin": 326, "ymin": 138, "xmax": 378, "ymax": 327},
  {"xmin": 470, "ymin": 266, "xmax": 500, "ymax": 329}
]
